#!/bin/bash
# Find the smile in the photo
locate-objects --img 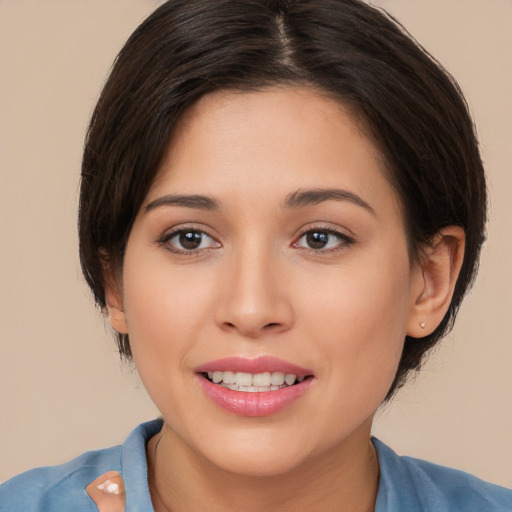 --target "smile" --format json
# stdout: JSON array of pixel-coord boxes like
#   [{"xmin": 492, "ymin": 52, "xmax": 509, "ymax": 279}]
[
  {"xmin": 196, "ymin": 357, "xmax": 314, "ymax": 416},
  {"xmin": 204, "ymin": 371, "xmax": 306, "ymax": 392}
]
